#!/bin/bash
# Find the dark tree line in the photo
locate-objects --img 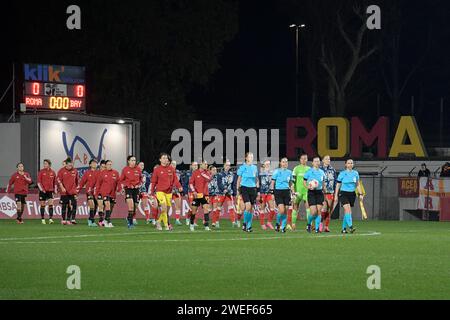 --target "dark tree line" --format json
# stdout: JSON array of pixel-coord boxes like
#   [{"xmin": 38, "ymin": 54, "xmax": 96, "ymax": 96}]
[
  {"xmin": 281, "ymin": 0, "xmax": 450, "ymax": 132},
  {"xmin": 5, "ymin": 0, "xmax": 450, "ymax": 163},
  {"xmin": 11, "ymin": 0, "xmax": 238, "ymax": 164}
]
